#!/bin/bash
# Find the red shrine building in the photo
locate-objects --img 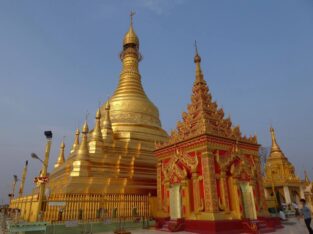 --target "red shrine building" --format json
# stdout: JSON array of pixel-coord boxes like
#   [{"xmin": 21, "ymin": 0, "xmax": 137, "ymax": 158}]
[{"xmin": 154, "ymin": 47, "xmax": 281, "ymax": 233}]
